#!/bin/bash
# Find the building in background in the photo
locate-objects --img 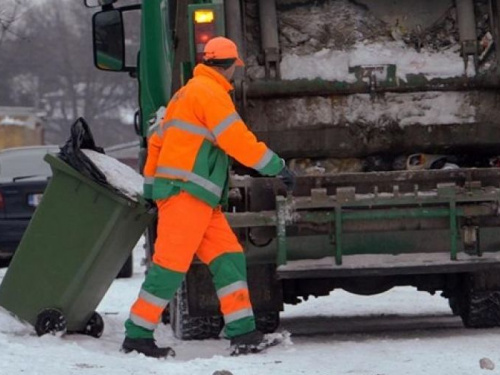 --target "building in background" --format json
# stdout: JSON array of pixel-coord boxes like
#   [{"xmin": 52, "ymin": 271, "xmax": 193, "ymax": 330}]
[{"xmin": 0, "ymin": 107, "xmax": 45, "ymax": 150}]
